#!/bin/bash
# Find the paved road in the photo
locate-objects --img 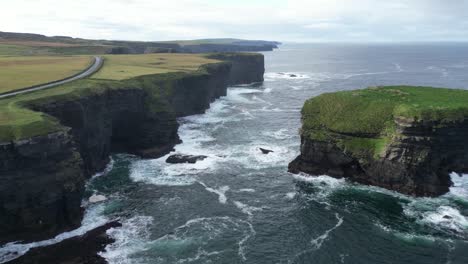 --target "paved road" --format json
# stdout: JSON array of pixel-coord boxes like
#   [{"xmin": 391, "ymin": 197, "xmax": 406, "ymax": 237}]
[{"xmin": 0, "ymin": 56, "xmax": 103, "ymax": 99}]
